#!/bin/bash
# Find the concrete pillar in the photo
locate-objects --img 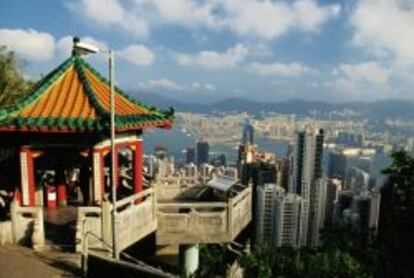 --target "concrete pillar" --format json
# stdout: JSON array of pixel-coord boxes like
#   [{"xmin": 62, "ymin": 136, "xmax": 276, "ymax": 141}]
[
  {"xmin": 20, "ymin": 146, "xmax": 35, "ymax": 207},
  {"xmin": 180, "ymin": 244, "xmax": 199, "ymax": 277}
]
